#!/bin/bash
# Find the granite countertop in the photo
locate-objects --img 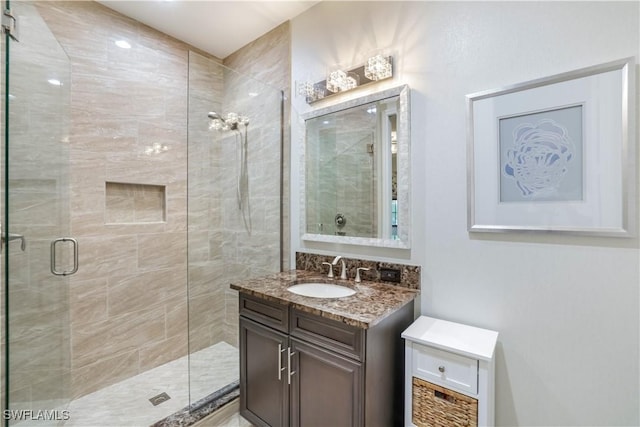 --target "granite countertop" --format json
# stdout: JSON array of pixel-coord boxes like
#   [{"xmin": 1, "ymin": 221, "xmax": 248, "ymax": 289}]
[{"xmin": 230, "ymin": 269, "xmax": 419, "ymax": 329}]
